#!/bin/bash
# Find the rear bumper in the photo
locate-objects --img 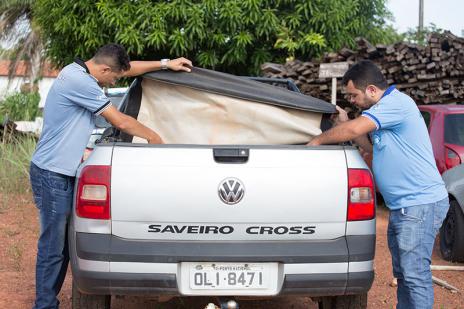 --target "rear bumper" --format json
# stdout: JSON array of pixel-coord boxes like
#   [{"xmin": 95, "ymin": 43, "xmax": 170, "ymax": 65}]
[
  {"xmin": 70, "ymin": 230, "xmax": 375, "ymax": 296},
  {"xmin": 73, "ymin": 269, "xmax": 373, "ymax": 297}
]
